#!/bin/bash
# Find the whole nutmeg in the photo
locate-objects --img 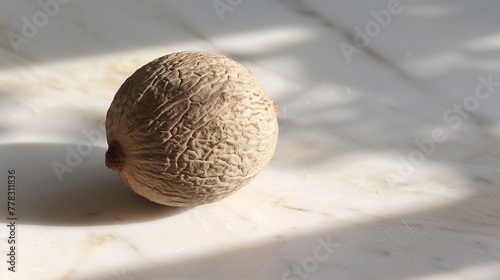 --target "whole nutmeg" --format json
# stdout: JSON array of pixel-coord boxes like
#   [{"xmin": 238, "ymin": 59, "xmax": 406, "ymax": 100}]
[{"xmin": 105, "ymin": 51, "xmax": 279, "ymax": 207}]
